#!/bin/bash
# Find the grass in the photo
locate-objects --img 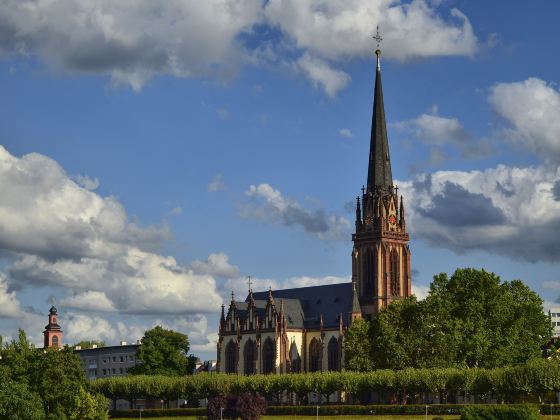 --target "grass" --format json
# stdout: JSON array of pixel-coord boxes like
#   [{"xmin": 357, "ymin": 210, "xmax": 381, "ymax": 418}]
[{"xmin": 112, "ymin": 416, "xmax": 560, "ymax": 420}]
